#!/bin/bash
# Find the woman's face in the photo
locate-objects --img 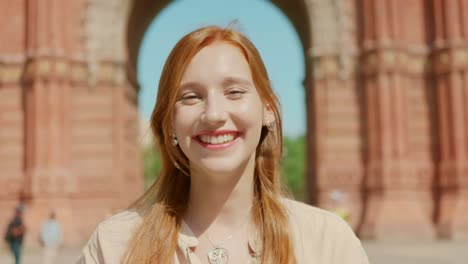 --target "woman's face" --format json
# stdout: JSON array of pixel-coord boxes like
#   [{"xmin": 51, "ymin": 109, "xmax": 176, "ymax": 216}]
[{"xmin": 173, "ymin": 42, "xmax": 272, "ymax": 179}]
